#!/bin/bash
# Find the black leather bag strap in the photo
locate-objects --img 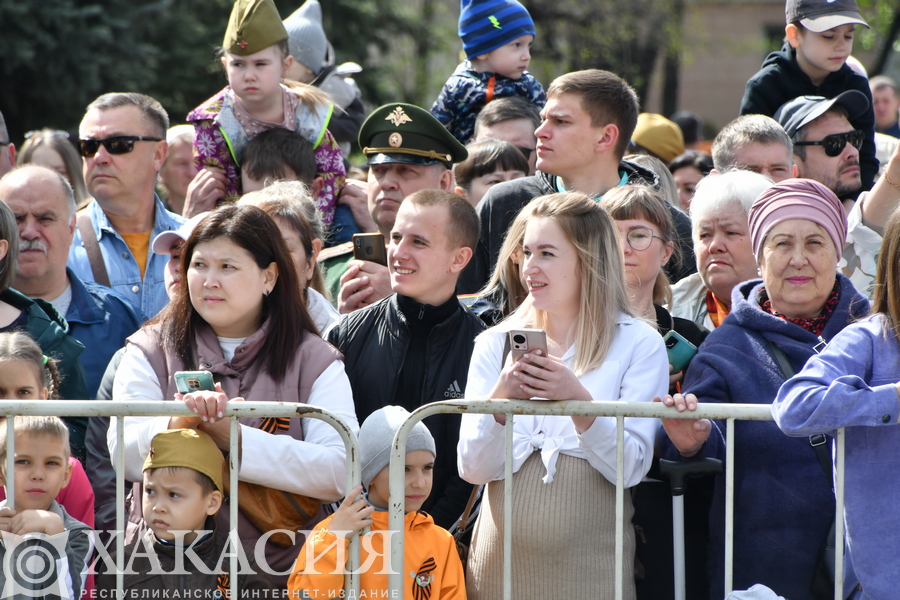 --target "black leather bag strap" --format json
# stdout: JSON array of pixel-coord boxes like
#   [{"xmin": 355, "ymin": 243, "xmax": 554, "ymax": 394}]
[
  {"xmin": 766, "ymin": 339, "xmax": 795, "ymax": 380},
  {"xmin": 766, "ymin": 339, "xmax": 833, "ymax": 483},
  {"xmin": 76, "ymin": 211, "xmax": 110, "ymax": 287}
]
